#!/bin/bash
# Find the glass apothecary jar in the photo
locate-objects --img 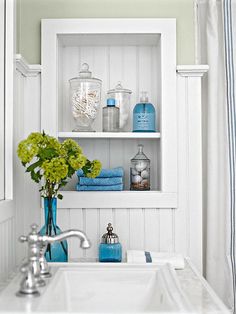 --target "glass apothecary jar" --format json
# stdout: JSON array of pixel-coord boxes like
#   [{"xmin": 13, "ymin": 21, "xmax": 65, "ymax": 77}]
[
  {"xmin": 107, "ymin": 82, "xmax": 132, "ymax": 131},
  {"xmin": 69, "ymin": 63, "xmax": 102, "ymax": 132},
  {"xmin": 130, "ymin": 144, "xmax": 150, "ymax": 190}
]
